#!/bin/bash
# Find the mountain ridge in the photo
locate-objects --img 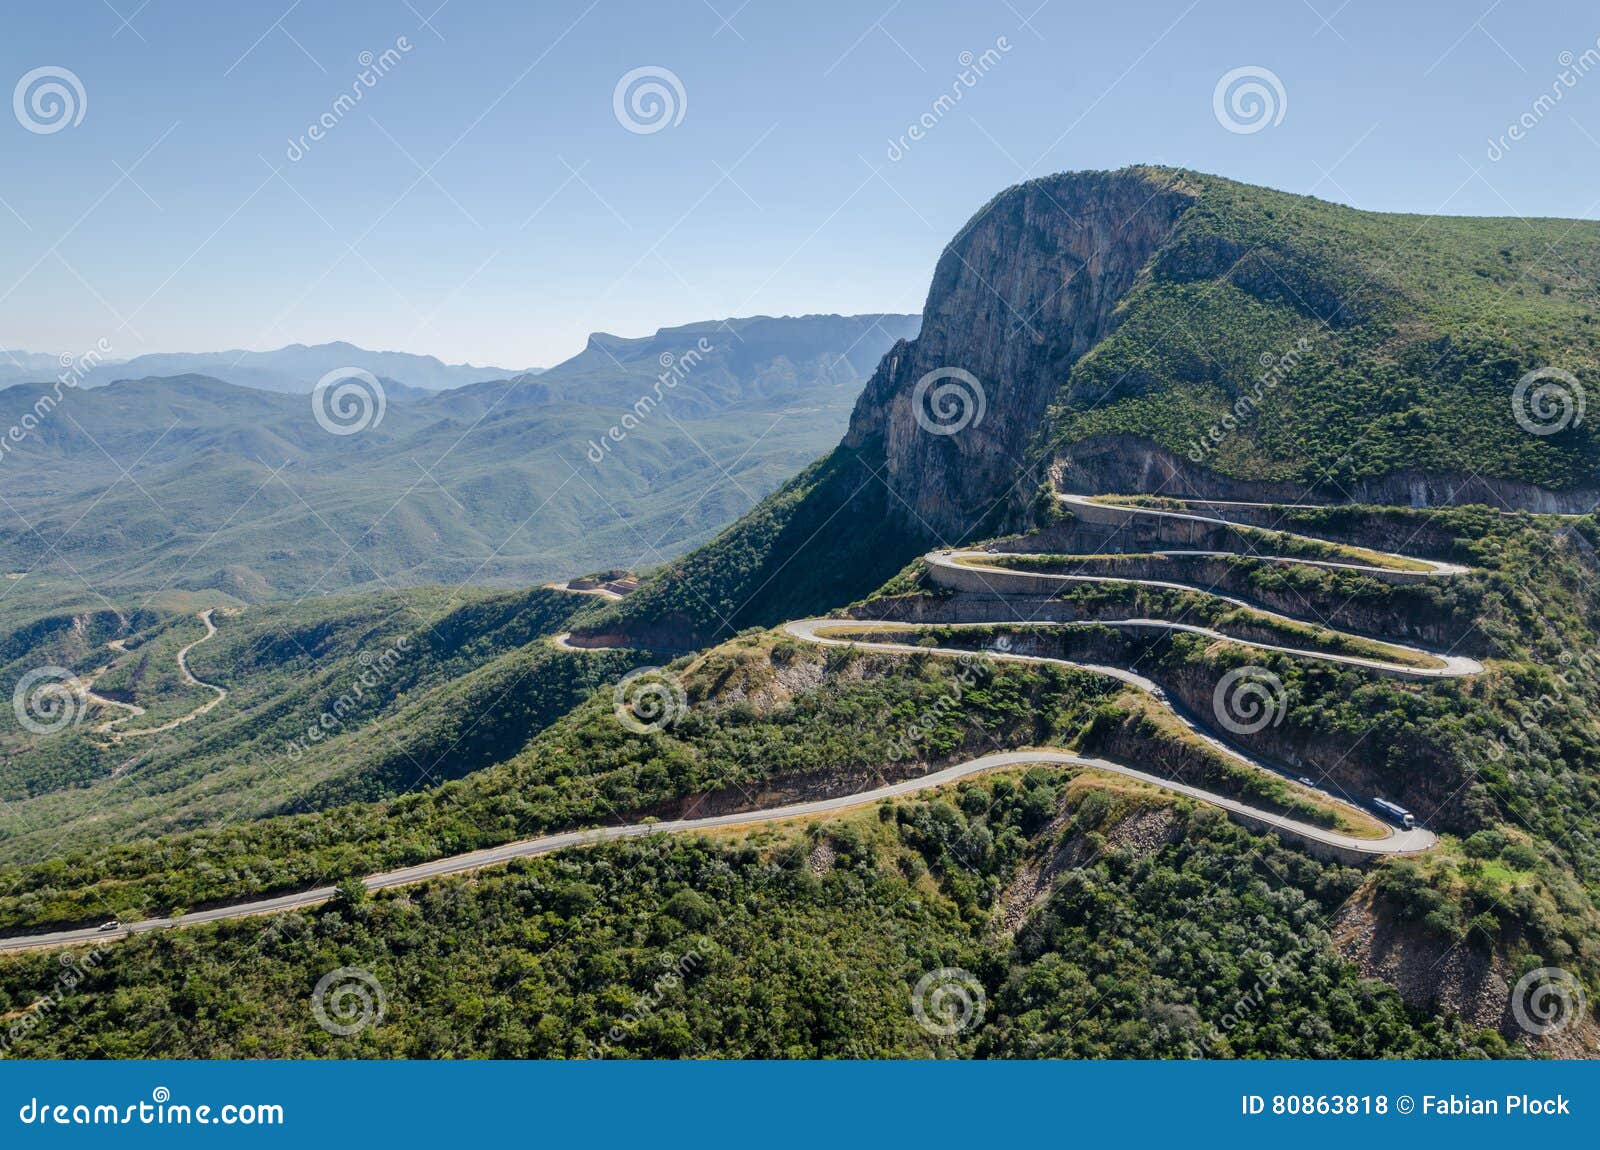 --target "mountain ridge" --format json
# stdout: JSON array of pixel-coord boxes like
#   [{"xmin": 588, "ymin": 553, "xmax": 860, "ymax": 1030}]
[{"xmin": 574, "ymin": 165, "xmax": 1600, "ymax": 649}]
